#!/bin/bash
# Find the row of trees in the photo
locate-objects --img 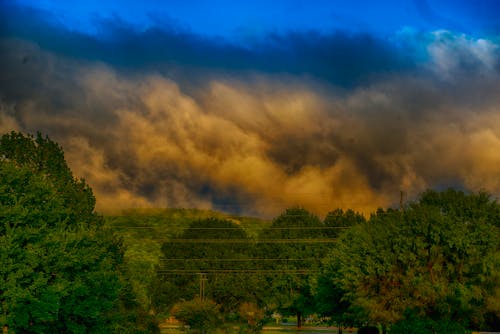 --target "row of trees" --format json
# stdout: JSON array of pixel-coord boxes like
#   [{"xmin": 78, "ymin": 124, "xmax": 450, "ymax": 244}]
[
  {"xmin": 152, "ymin": 208, "xmax": 360, "ymax": 329},
  {"xmin": 153, "ymin": 193, "xmax": 500, "ymax": 333}
]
